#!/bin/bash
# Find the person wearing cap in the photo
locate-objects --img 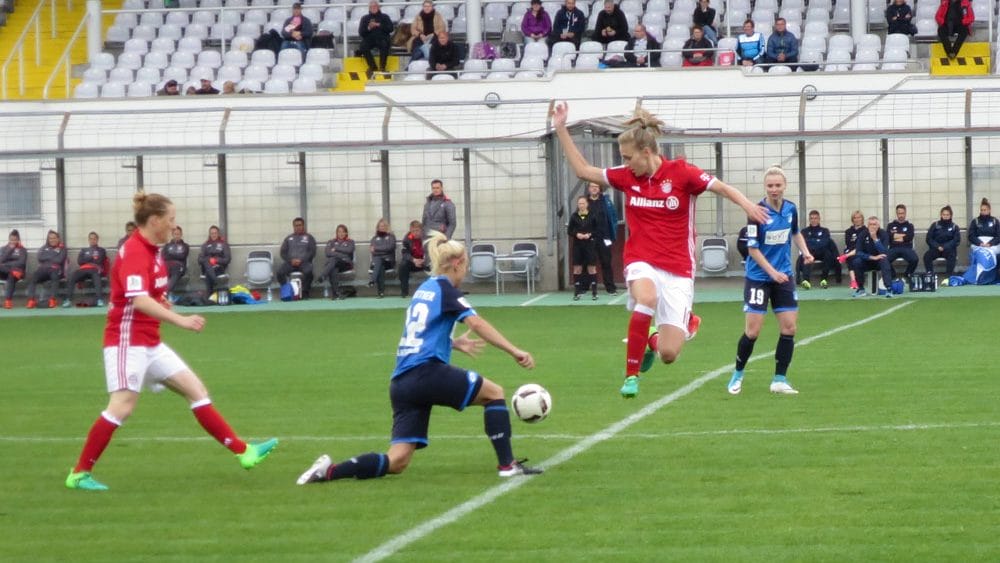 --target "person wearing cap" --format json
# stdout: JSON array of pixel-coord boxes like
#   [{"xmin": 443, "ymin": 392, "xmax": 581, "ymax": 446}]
[
  {"xmin": 157, "ymin": 80, "xmax": 180, "ymax": 96},
  {"xmin": 281, "ymin": 2, "xmax": 314, "ymax": 57},
  {"xmin": 195, "ymin": 78, "xmax": 219, "ymax": 95},
  {"xmin": 0, "ymin": 229, "xmax": 28, "ymax": 309}
]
